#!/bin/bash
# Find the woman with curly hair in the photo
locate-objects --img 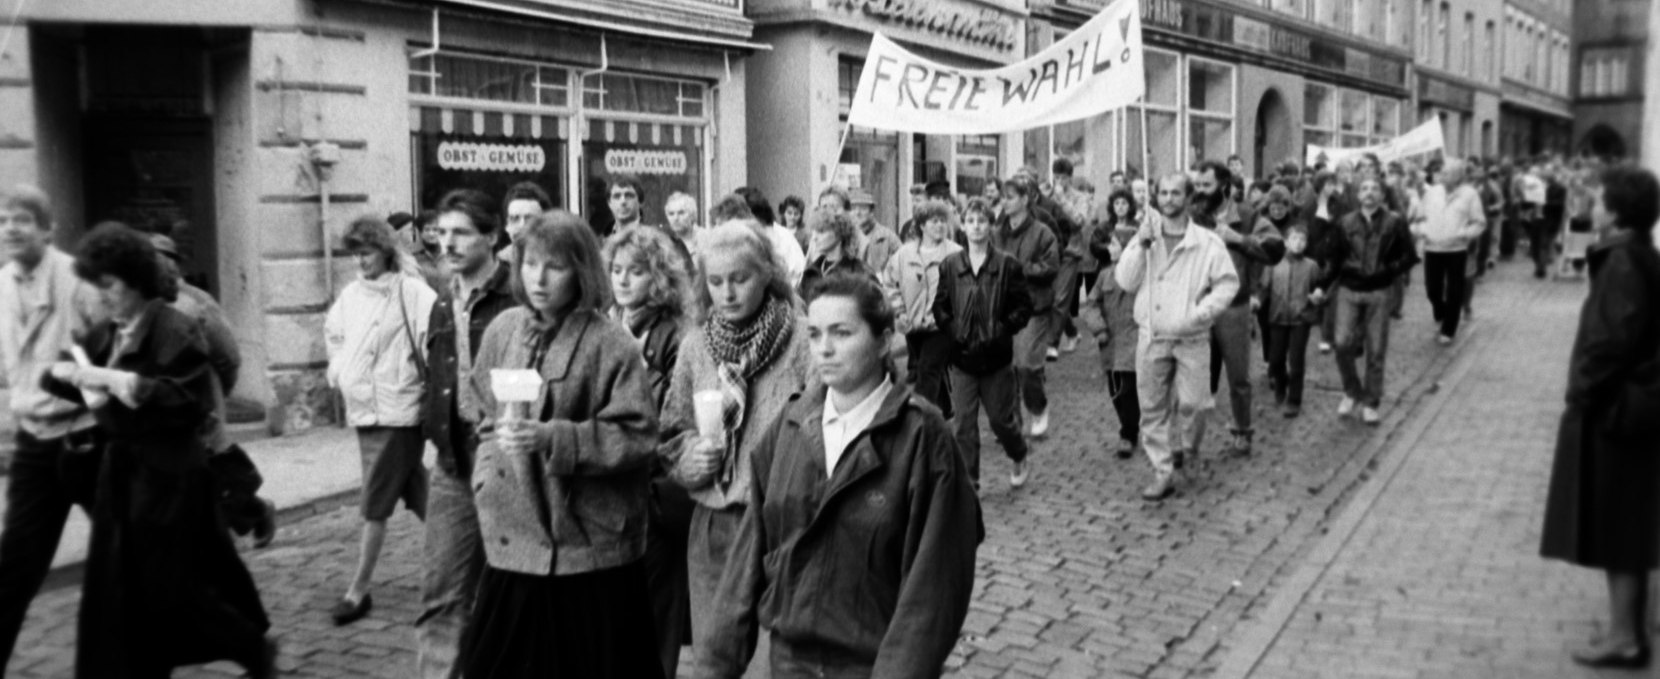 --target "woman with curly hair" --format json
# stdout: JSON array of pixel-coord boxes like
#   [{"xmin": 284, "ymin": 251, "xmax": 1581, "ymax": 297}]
[
  {"xmin": 45, "ymin": 222, "xmax": 276, "ymax": 678},
  {"xmin": 602, "ymin": 225, "xmax": 695, "ymax": 677},
  {"xmin": 883, "ymin": 198, "xmax": 962, "ymax": 413},
  {"xmin": 778, "ymin": 195, "xmax": 809, "ymax": 254},
  {"xmin": 799, "ymin": 207, "xmax": 875, "ymax": 299}
]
